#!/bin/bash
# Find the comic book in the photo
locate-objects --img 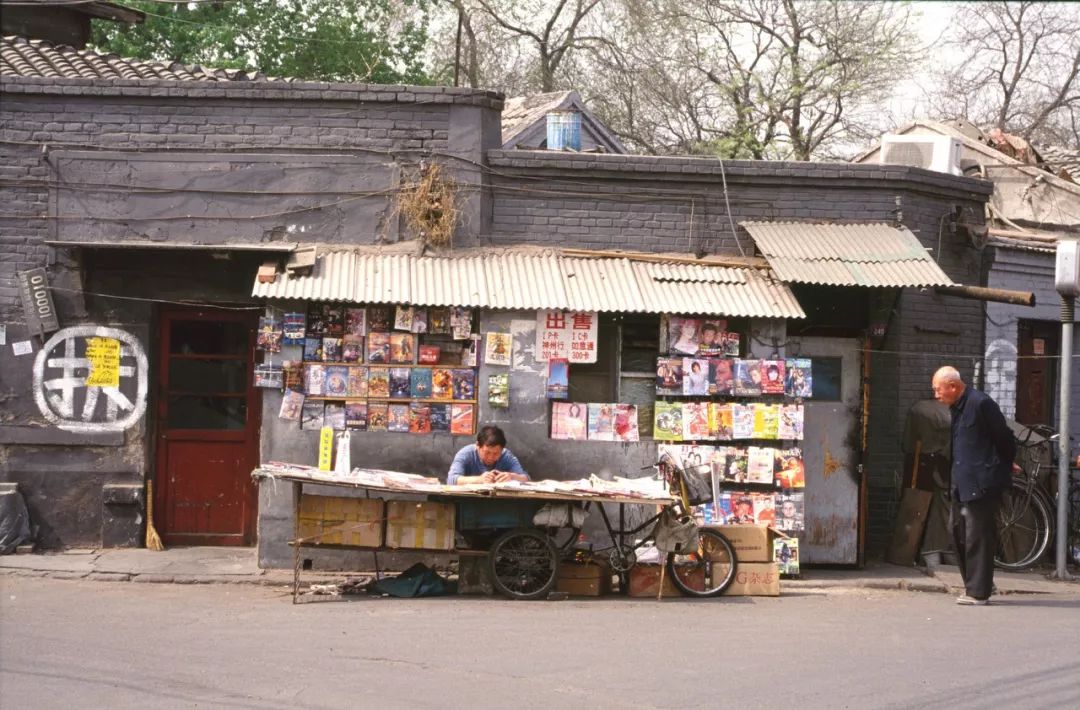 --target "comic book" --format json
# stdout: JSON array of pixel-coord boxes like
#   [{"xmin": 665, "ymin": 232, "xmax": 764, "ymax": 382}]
[
  {"xmin": 367, "ymin": 402, "xmax": 389, "ymax": 432},
  {"xmin": 409, "ymin": 402, "xmax": 432, "ymax": 434},
  {"xmin": 387, "ymin": 404, "xmax": 410, "ymax": 432},
  {"xmin": 389, "ymin": 368, "xmax": 411, "ymax": 398},
  {"xmin": 345, "ymin": 307, "xmax": 366, "ymax": 337},
  {"xmin": 709, "ymin": 358, "xmax": 735, "ymax": 396},
  {"xmin": 753, "ymin": 403, "xmax": 780, "ymax": 440},
  {"xmin": 341, "ymin": 335, "xmax": 362, "ymax": 363},
  {"xmin": 282, "ymin": 312, "xmax": 306, "ymax": 345},
  {"xmin": 613, "ymin": 403, "xmax": 639, "ymax": 442},
  {"xmin": 278, "ymin": 389, "xmax": 304, "ymax": 421},
  {"xmin": 546, "ymin": 358, "xmax": 569, "ymax": 399},
  {"xmin": 431, "ymin": 368, "xmax": 453, "ymax": 400},
  {"xmin": 389, "ymin": 333, "xmax": 415, "ymax": 364},
  {"xmin": 760, "ymin": 359, "xmax": 786, "ymax": 394},
  {"xmin": 321, "ymin": 337, "xmax": 342, "ymax": 362},
  {"xmin": 367, "ymin": 367, "xmax": 390, "ymax": 398},
  {"xmin": 652, "ymin": 402, "xmax": 683, "ymax": 441},
  {"xmin": 682, "ymin": 358, "xmax": 711, "ymax": 395},
  {"xmin": 731, "ymin": 404, "xmax": 753, "ymax": 439},
  {"xmin": 410, "ymin": 308, "xmax": 428, "ymax": 334},
  {"xmin": 394, "ymin": 305, "xmax": 415, "ymax": 331},
  {"xmin": 324, "ymin": 402, "xmax": 346, "ymax": 430},
  {"xmin": 775, "ymin": 538, "xmax": 800, "ymax": 576},
  {"xmin": 410, "ymin": 368, "xmax": 433, "ymax": 398},
  {"xmin": 302, "ymin": 337, "xmax": 322, "ymax": 362},
  {"xmin": 428, "ymin": 307, "xmax": 451, "ymax": 335},
  {"xmin": 488, "ymin": 373, "xmax": 509, "ymax": 408},
  {"xmin": 551, "ymin": 402, "xmax": 588, "ymax": 441},
  {"xmin": 345, "ymin": 366, "xmax": 367, "ymax": 398},
  {"xmin": 300, "ymin": 400, "xmax": 325, "ymax": 430},
  {"xmin": 345, "ymin": 401, "xmax": 368, "ymax": 430},
  {"xmin": 304, "ymin": 364, "xmax": 326, "ymax": 396},
  {"xmin": 775, "ymin": 491, "xmax": 805, "ymax": 532},
  {"xmin": 418, "ymin": 344, "xmax": 441, "ymax": 365},
  {"xmin": 683, "ymin": 402, "xmax": 710, "ymax": 440},
  {"xmin": 257, "ymin": 316, "xmax": 282, "ymax": 353},
  {"xmin": 709, "ymin": 402, "xmax": 733, "ymax": 440},
  {"xmin": 429, "ymin": 403, "xmax": 451, "ymax": 432},
  {"xmin": 779, "ymin": 404, "xmax": 805, "ymax": 440},
  {"xmin": 324, "ymin": 366, "xmax": 350, "ymax": 397},
  {"xmin": 747, "ymin": 446, "xmax": 776, "ymax": 485},
  {"xmin": 452, "ymin": 369, "xmax": 475, "ymax": 400},
  {"xmin": 733, "ymin": 359, "xmax": 762, "ymax": 396},
  {"xmin": 785, "ymin": 358, "xmax": 813, "ymax": 398},
  {"xmin": 655, "ymin": 357, "xmax": 684, "ymax": 396},
  {"xmin": 588, "ymin": 403, "xmax": 616, "ymax": 441},
  {"xmin": 366, "ymin": 333, "xmax": 390, "ymax": 364},
  {"xmin": 367, "ymin": 306, "xmax": 391, "ymax": 333},
  {"xmin": 450, "ymin": 403, "xmax": 475, "ymax": 435},
  {"xmin": 774, "ymin": 447, "xmax": 805, "ymax": 489},
  {"xmin": 484, "ymin": 332, "xmax": 512, "ymax": 366},
  {"xmin": 752, "ymin": 492, "xmax": 777, "ymax": 526}
]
